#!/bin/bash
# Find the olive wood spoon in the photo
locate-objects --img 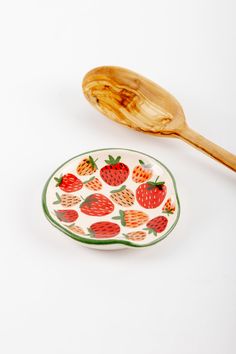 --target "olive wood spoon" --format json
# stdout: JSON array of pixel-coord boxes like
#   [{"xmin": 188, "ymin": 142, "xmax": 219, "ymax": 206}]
[{"xmin": 82, "ymin": 66, "xmax": 236, "ymax": 172}]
